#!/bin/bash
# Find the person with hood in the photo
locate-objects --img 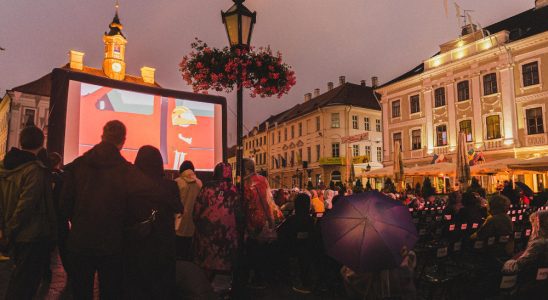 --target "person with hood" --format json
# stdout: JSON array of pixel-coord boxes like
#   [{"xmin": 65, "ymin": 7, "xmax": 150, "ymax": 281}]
[
  {"xmin": 193, "ymin": 162, "xmax": 240, "ymax": 280},
  {"xmin": 60, "ymin": 120, "xmax": 155, "ymax": 299},
  {"xmin": 503, "ymin": 210, "xmax": 548, "ymax": 270},
  {"xmin": 124, "ymin": 145, "xmax": 182, "ymax": 299},
  {"xmin": 0, "ymin": 126, "xmax": 57, "ymax": 300},
  {"xmin": 174, "ymin": 160, "xmax": 202, "ymax": 260}
]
